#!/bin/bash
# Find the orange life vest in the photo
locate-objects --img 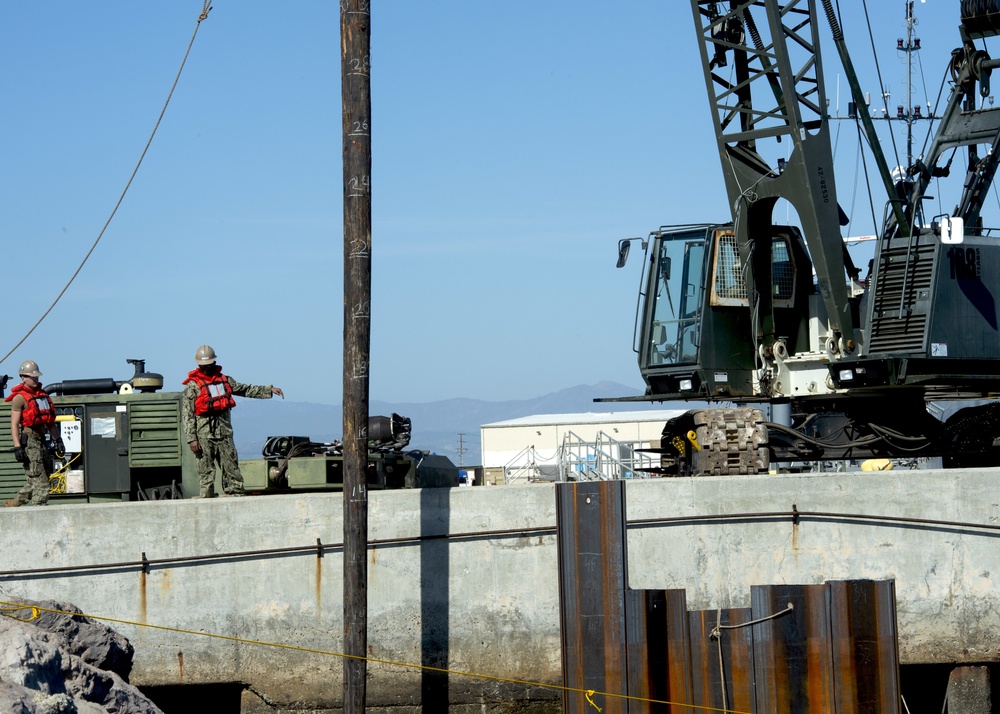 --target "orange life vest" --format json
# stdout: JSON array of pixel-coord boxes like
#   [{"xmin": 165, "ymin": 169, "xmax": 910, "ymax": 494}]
[
  {"xmin": 5, "ymin": 383, "xmax": 56, "ymax": 427},
  {"xmin": 184, "ymin": 366, "xmax": 237, "ymax": 415}
]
